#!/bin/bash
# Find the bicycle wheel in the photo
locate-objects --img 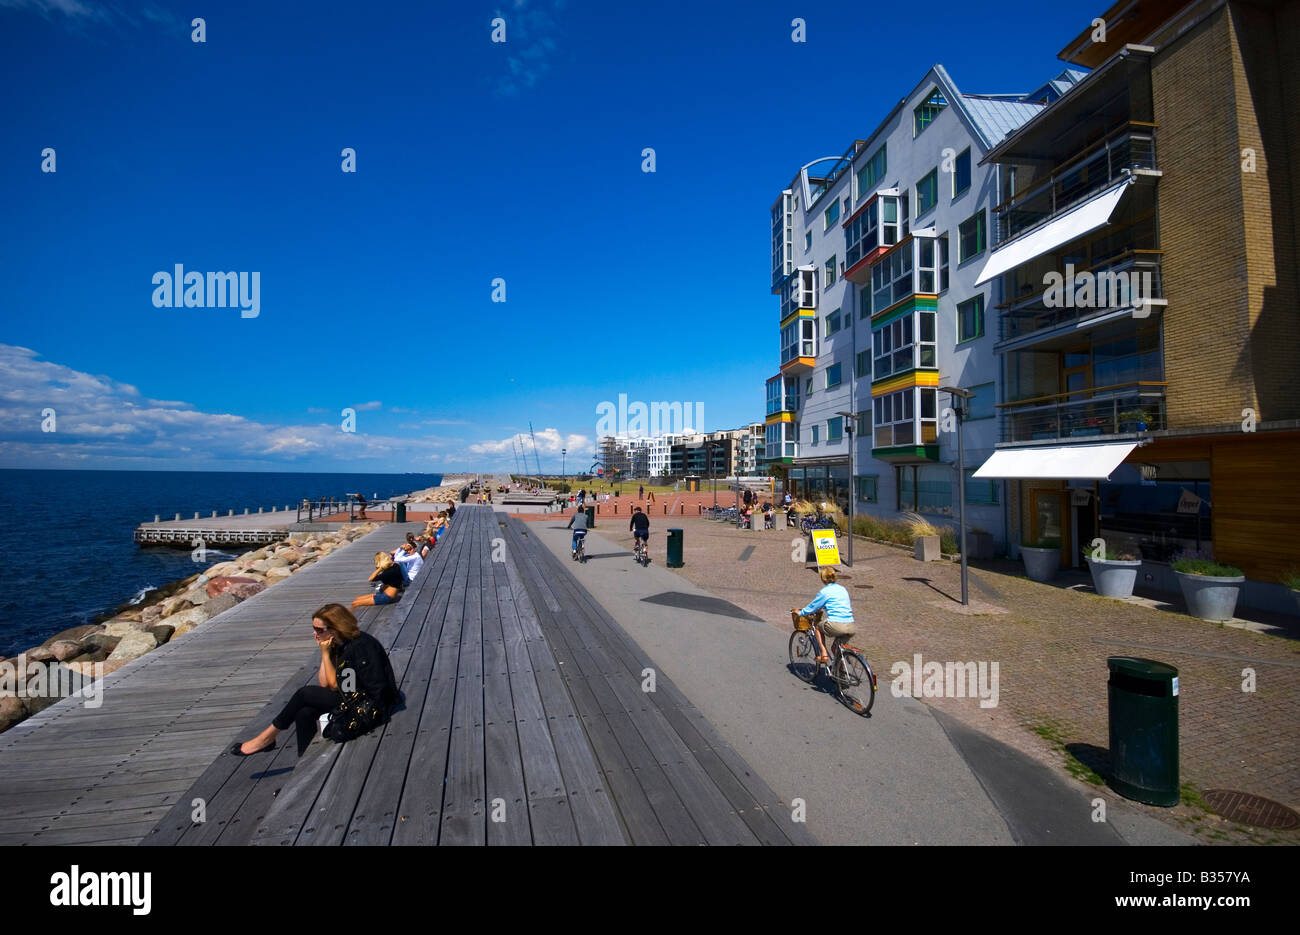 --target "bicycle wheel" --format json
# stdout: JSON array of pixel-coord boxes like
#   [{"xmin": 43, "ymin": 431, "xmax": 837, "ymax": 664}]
[
  {"xmin": 788, "ymin": 631, "xmax": 819, "ymax": 683},
  {"xmin": 834, "ymin": 650, "xmax": 876, "ymax": 717}
]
